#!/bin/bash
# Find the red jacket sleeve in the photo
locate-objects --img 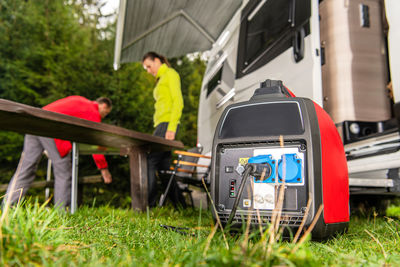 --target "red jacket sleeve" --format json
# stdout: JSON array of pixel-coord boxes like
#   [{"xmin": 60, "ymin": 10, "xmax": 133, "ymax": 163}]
[
  {"xmin": 92, "ymin": 154, "xmax": 108, "ymax": 169},
  {"xmin": 44, "ymin": 96, "xmax": 109, "ymax": 169}
]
